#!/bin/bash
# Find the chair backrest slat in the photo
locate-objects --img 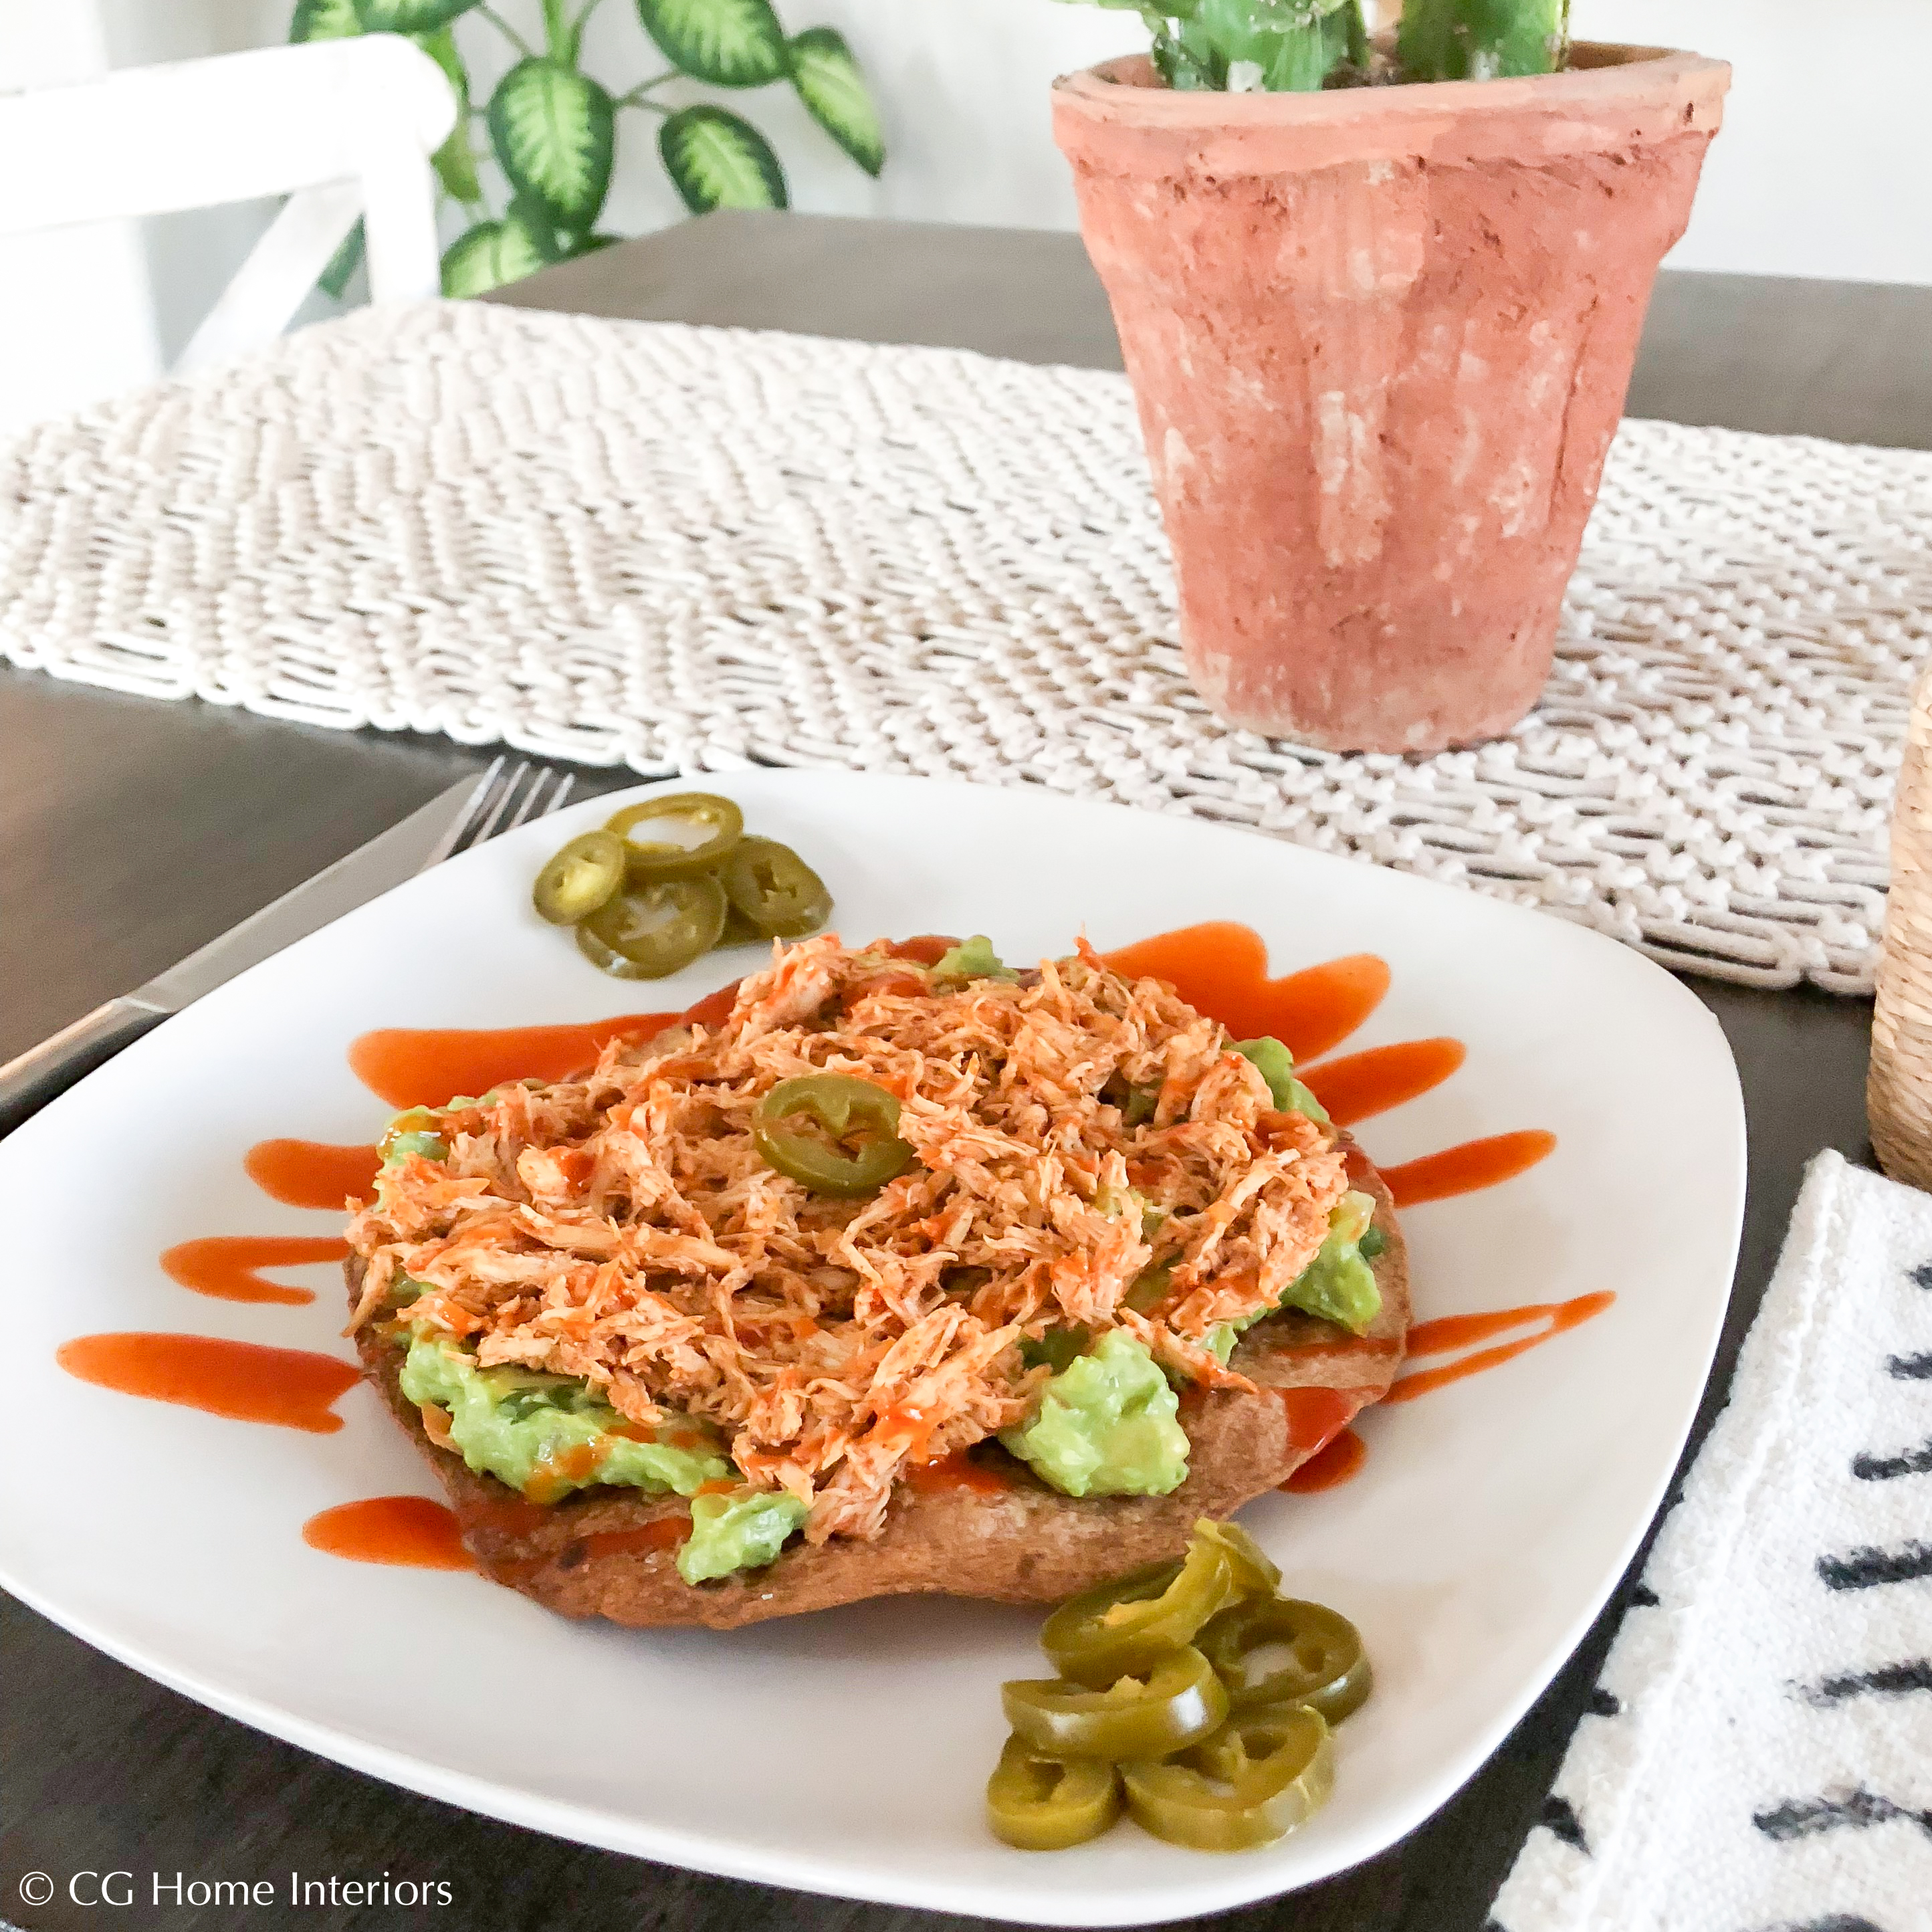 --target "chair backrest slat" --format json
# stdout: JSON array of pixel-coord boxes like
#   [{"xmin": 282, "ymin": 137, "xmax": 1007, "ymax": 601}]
[{"xmin": 0, "ymin": 35, "xmax": 455, "ymax": 416}]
